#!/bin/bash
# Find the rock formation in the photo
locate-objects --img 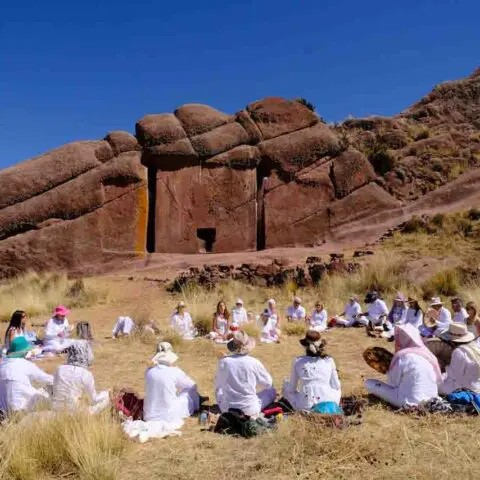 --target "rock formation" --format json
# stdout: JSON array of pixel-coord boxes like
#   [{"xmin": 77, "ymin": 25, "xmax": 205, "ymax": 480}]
[{"xmin": 0, "ymin": 68, "xmax": 479, "ymax": 277}]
